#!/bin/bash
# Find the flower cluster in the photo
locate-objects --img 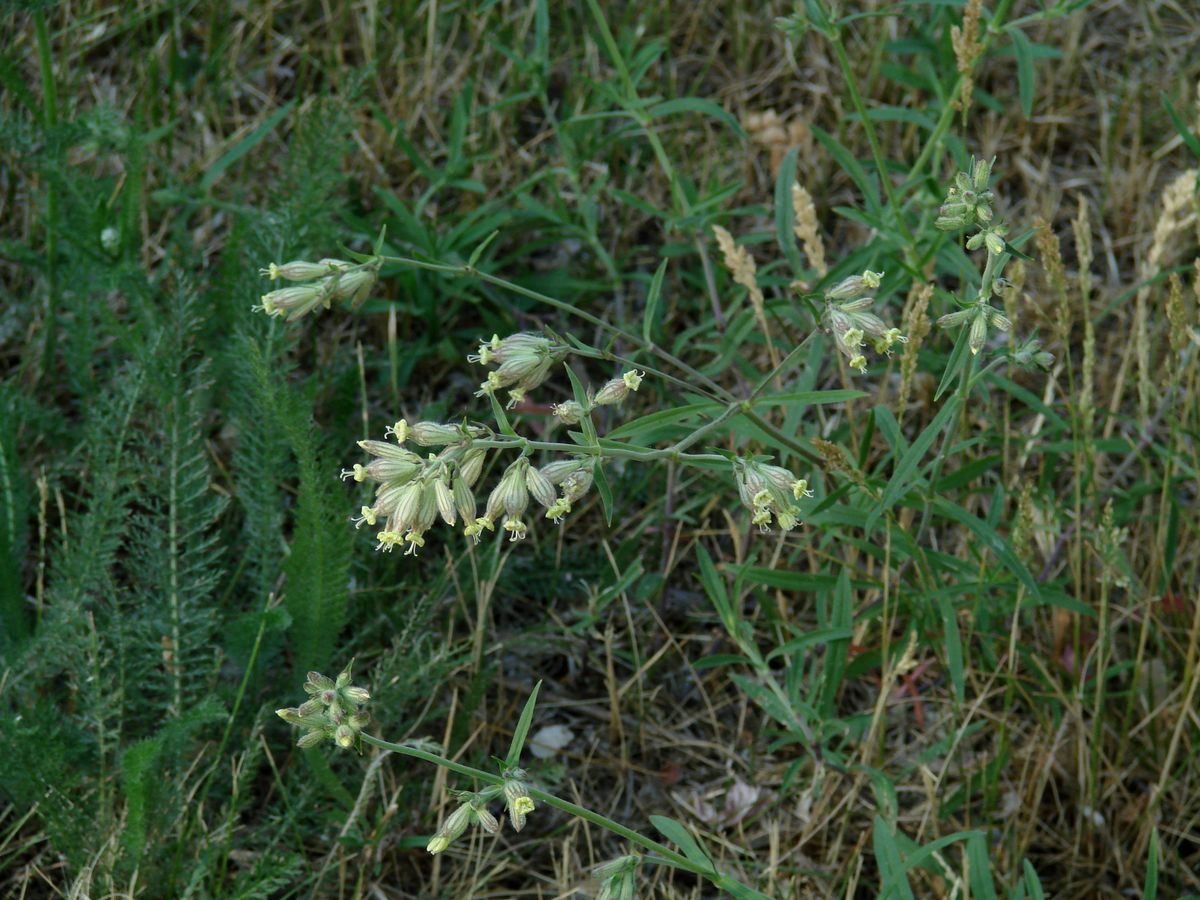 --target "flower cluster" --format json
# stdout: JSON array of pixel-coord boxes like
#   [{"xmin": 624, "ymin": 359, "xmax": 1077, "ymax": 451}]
[
  {"xmin": 934, "ymin": 157, "xmax": 1018, "ymax": 356},
  {"xmin": 551, "ymin": 369, "xmax": 644, "ymax": 425},
  {"xmin": 821, "ymin": 269, "xmax": 907, "ymax": 373},
  {"xmin": 469, "ymin": 332, "xmax": 568, "ymax": 408},
  {"xmin": 342, "ymin": 418, "xmax": 598, "ymax": 555},
  {"xmin": 426, "ymin": 768, "xmax": 536, "ymax": 855},
  {"xmin": 734, "ymin": 458, "xmax": 813, "ymax": 533},
  {"xmin": 255, "ymin": 257, "xmax": 380, "ymax": 321},
  {"xmin": 275, "ymin": 662, "xmax": 370, "ymax": 750},
  {"xmin": 935, "ymin": 156, "xmax": 995, "ymax": 231}
]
